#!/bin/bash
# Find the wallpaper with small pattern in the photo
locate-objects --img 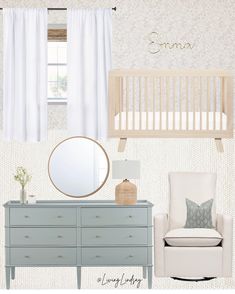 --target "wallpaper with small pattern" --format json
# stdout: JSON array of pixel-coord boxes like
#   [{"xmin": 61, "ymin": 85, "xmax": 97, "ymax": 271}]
[{"xmin": 0, "ymin": 0, "xmax": 234, "ymax": 289}]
